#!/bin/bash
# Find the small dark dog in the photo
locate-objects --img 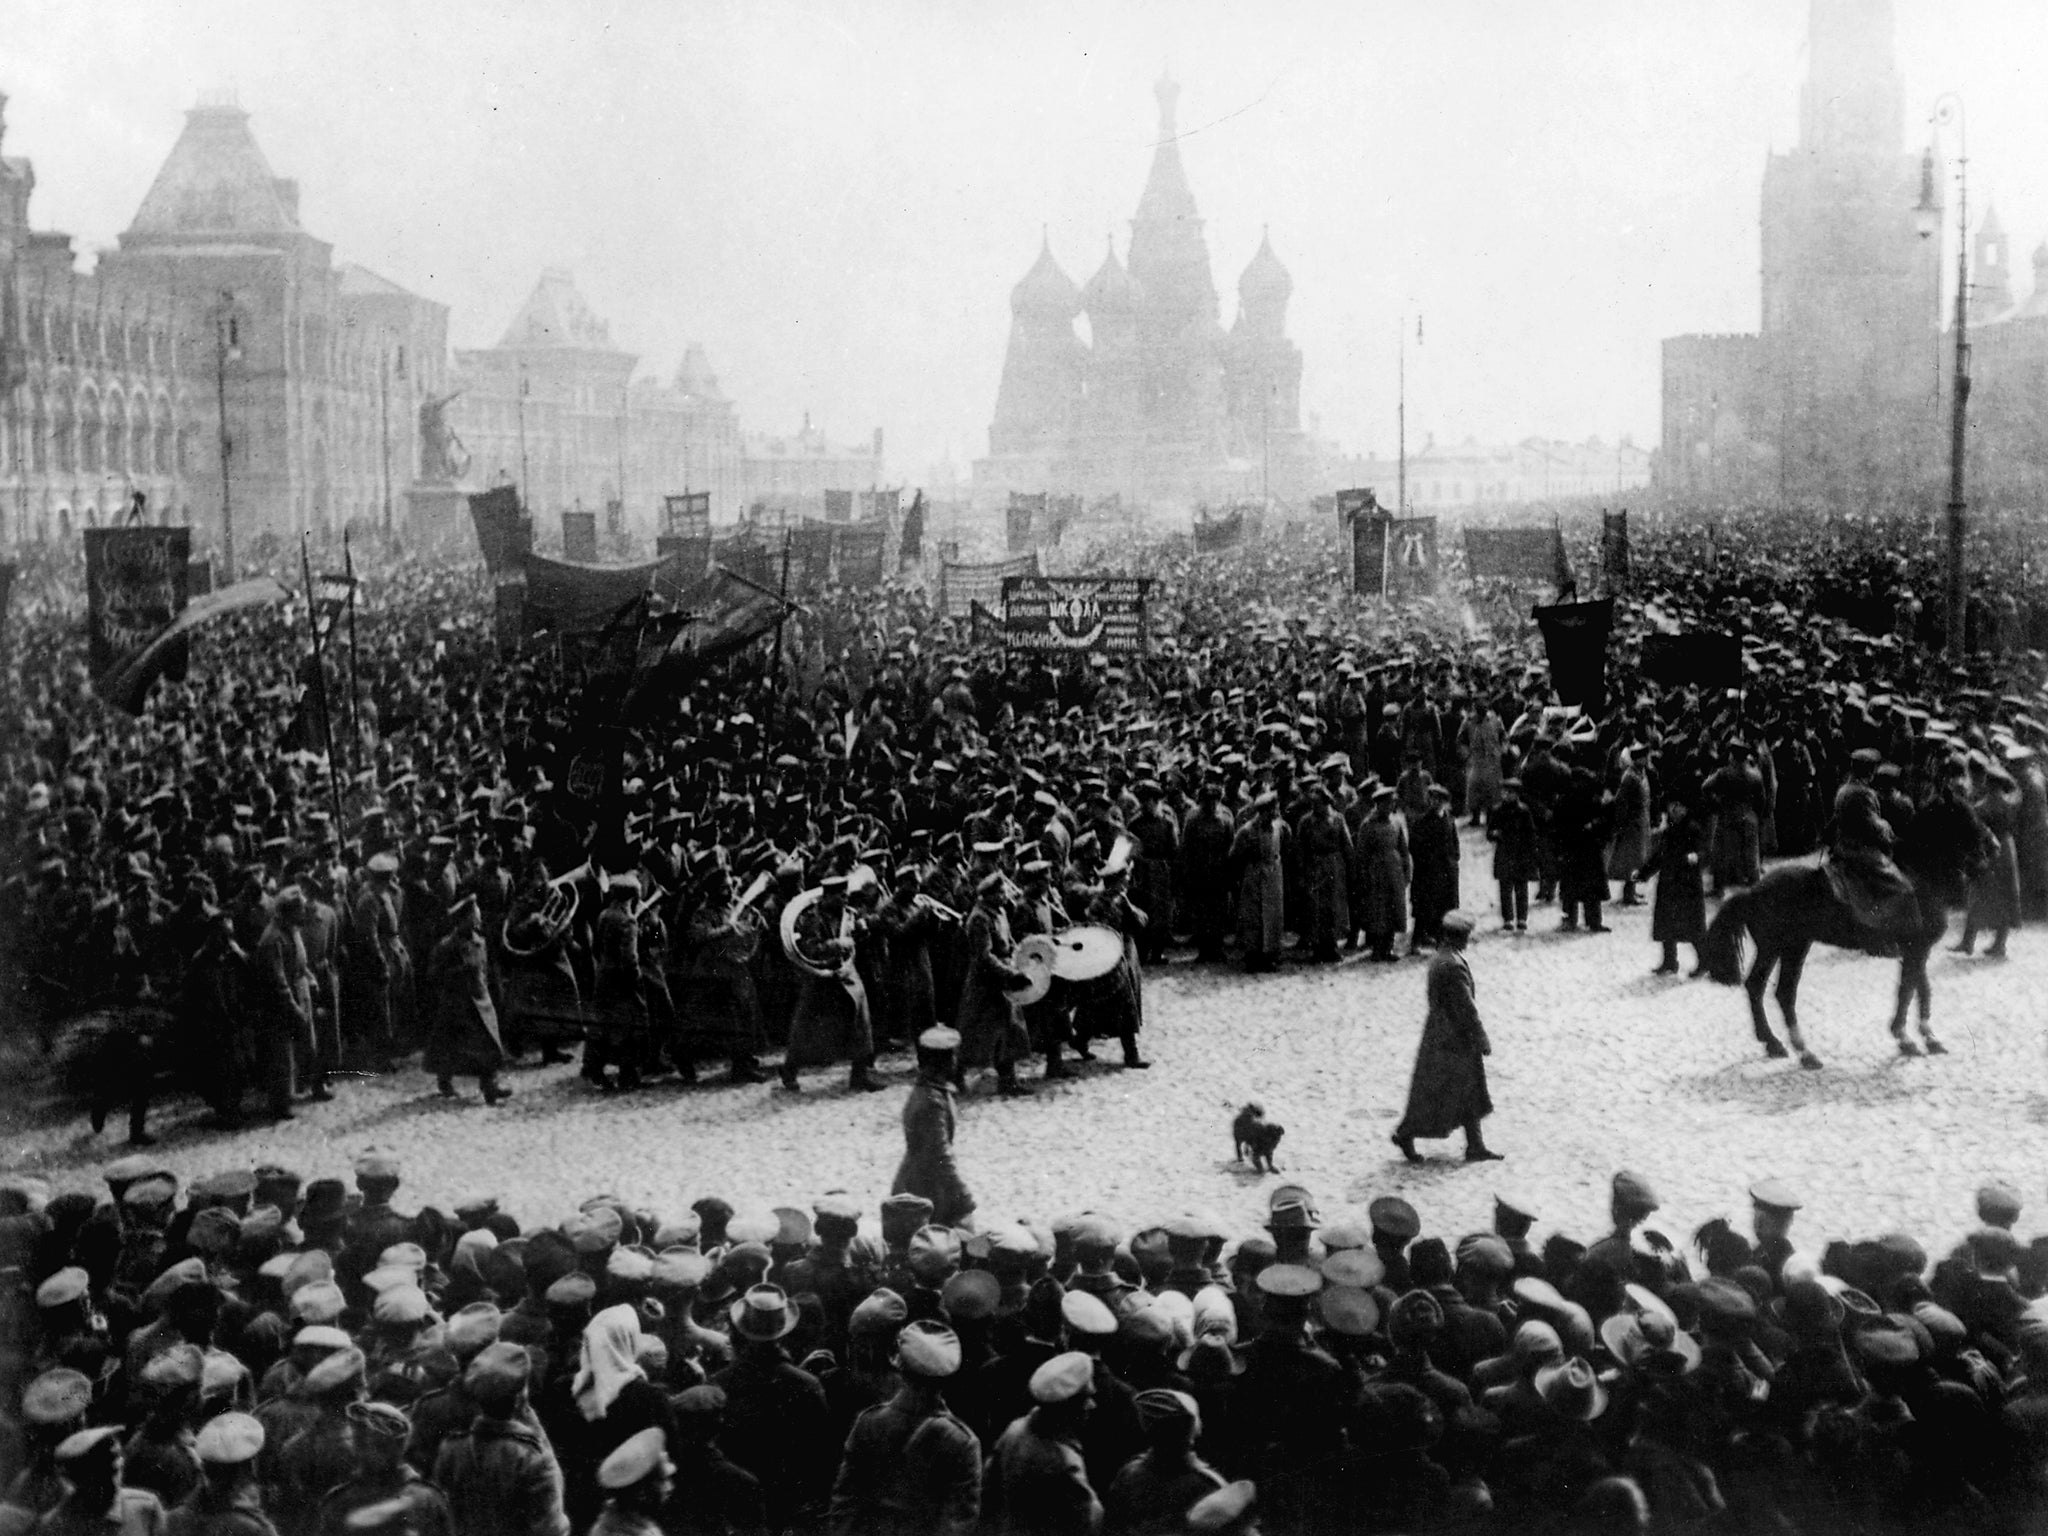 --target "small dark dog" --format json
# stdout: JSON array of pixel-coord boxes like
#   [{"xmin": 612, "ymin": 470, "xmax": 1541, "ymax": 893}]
[{"xmin": 1233, "ymin": 1102, "xmax": 1286, "ymax": 1172}]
